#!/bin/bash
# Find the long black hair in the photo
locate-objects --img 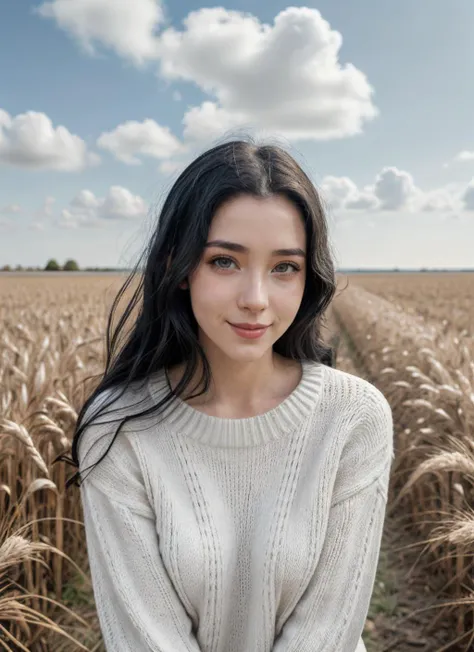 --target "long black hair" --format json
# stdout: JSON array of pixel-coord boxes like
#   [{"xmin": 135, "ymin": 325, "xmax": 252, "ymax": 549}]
[{"xmin": 55, "ymin": 136, "xmax": 339, "ymax": 490}]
